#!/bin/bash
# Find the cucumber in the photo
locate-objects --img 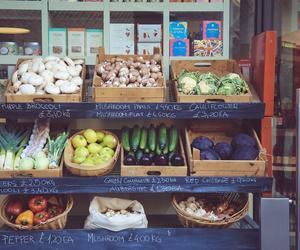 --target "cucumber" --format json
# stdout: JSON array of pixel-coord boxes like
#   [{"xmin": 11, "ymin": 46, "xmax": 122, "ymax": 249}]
[
  {"xmin": 136, "ymin": 149, "xmax": 143, "ymax": 163},
  {"xmin": 148, "ymin": 124, "xmax": 156, "ymax": 152},
  {"xmin": 131, "ymin": 125, "xmax": 141, "ymax": 152},
  {"xmin": 121, "ymin": 126, "xmax": 130, "ymax": 152},
  {"xmin": 156, "ymin": 139, "xmax": 162, "ymax": 155},
  {"xmin": 144, "ymin": 147, "xmax": 150, "ymax": 154},
  {"xmin": 139, "ymin": 127, "xmax": 147, "ymax": 150},
  {"xmin": 169, "ymin": 125, "xmax": 178, "ymax": 153},
  {"xmin": 163, "ymin": 134, "xmax": 169, "ymax": 155},
  {"xmin": 158, "ymin": 123, "xmax": 167, "ymax": 150}
]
